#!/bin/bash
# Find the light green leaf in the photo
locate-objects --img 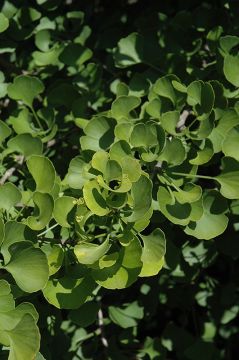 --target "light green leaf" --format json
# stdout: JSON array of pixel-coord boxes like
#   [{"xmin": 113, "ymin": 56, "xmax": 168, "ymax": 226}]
[
  {"xmin": 187, "ymin": 81, "xmax": 214, "ymax": 120},
  {"xmin": 224, "ymin": 54, "xmax": 239, "ymax": 87},
  {"xmin": 27, "ymin": 192, "xmax": 54, "ymax": 230},
  {"xmin": 174, "ymin": 183, "xmax": 202, "ymax": 204},
  {"xmin": 53, "ymin": 196, "xmax": 75, "ymax": 228},
  {"xmin": 7, "ymin": 134, "xmax": 42, "ymax": 157},
  {"xmin": 109, "ymin": 141, "xmax": 131, "ymax": 162},
  {"xmin": 80, "ymin": 116, "xmax": 116, "ymax": 151},
  {"xmin": 185, "ymin": 190, "xmax": 228, "ymax": 240},
  {"xmin": 0, "ymin": 13, "xmax": 9, "ymax": 33},
  {"xmin": 208, "ymin": 109, "xmax": 239, "ymax": 153},
  {"xmin": 64, "ymin": 157, "xmax": 94, "ymax": 189},
  {"xmin": 42, "ymin": 244, "xmax": 64, "ymax": 276},
  {"xmin": 114, "ymin": 123, "xmax": 133, "ymax": 141},
  {"xmin": 130, "ymin": 123, "xmax": 158, "ymax": 148},
  {"xmin": 109, "ymin": 301, "xmax": 143, "ymax": 328},
  {"xmin": 83, "ymin": 179, "xmax": 109, "ymax": 216},
  {"xmin": 158, "ymin": 138, "xmax": 186, "ymax": 166},
  {"xmin": 1, "ymin": 221, "xmax": 29, "ymax": 264},
  {"xmin": 157, "ymin": 186, "xmax": 192, "ymax": 226},
  {"xmin": 145, "ymin": 98, "xmax": 162, "ymax": 118},
  {"xmin": 120, "ymin": 156, "xmax": 142, "ymax": 183},
  {"xmin": 0, "ymin": 183, "xmax": 21, "ymax": 211},
  {"xmin": 0, "ymin": 218, "xmax": 4, "ymax": 246},
  {"xmin": 126, "ymin": 175, "xmax": 152, "ymax": 222},
  {"xmin": 91, "ymin": 151, "xmax": 109, "ymax": 174},
  {"xmin": 7, "ymin": 314, "xmax": 40, "ymax": 360},
  {"xmin": 139, "ymin": 228, "xmax": 166, "ymax": 277},
  {"xmin": 160, "ymin": 111, "xmax": 180, "ymax": 135},
  {"xmin": 8, "ymin": 75, "xmax": 44, "ymax": 108},
  {"xmin": 190, "ymin": 139, "xmax": 214, "ymax": 165},
  {"xmin": 111, "ymin": 96, "xmax": 140, "ymax": 122},
  {"xmin": 152, "ymin": 75, "xmax": 182, "ymax": 107},
  {"xmin": 92, "ymin": 237, "xmax": 142, "ymax": 289},
  {"xmin": 216, "ymin": 157, "xmax": 239, "ymax": 199},
  {"xmin": 74, "ymin": 237, "xmax": 110, "ymax": 265},
  {"xmin": 222, "ymin": 125, "xmax": 239, "ymax": 161},
  {"xmin": 8, "ymin": 109, "xmax": 34, "ymax": 135},
  {"xmin": 27, "ymin": 155, "xmax": 56, "ymax": 193},
  {"xmin": 0, "ymin": 120, "xmax": 11, "ymax": 145},
  {"xmin": 219, "ymin": 35, "xmax": 239, "ymax": 54},
  {"xmin": 5, "ymin": 241, "xmax": 49, "ymax": 292},
  {"xmin": 43, "ymin": 273, "xmax": 96, "ymax": 309},
  {"xmin": 33, "ymin": 46, "xmax": 63, "ymax": 67},
  {"xmin": 114, "ymin": 33, "xmax": 142, "ymax": 68},
  {"xmin": 0, "ymin": 280, "xmax": 15, "ymax": 313}
]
